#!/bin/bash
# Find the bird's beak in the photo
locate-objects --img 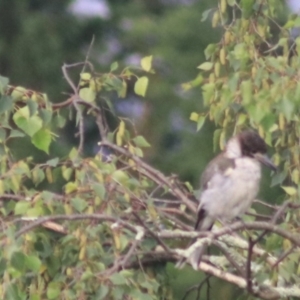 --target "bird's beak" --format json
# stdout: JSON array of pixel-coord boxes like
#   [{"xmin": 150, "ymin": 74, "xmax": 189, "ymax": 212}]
[{"xmin": 254, "ymin": 153, "xmax": 277, "ymax": 171}]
